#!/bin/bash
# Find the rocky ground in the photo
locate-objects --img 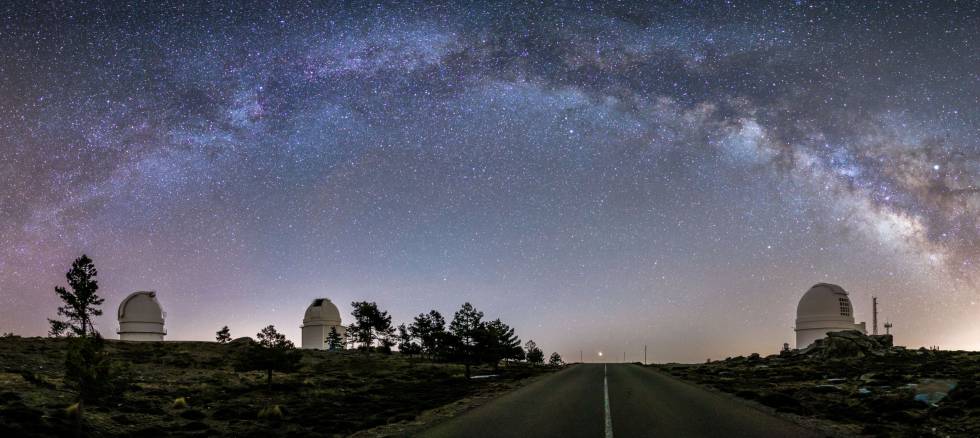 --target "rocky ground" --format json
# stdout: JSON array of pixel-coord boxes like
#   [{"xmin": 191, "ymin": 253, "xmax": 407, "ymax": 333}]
[
  {"xmin": 0, "ymin": 336, "xmax": 553, "ymax": 437},
  {"xmin": 656, "ymin": 331, "xmax": 980, "ymax": 437}
]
